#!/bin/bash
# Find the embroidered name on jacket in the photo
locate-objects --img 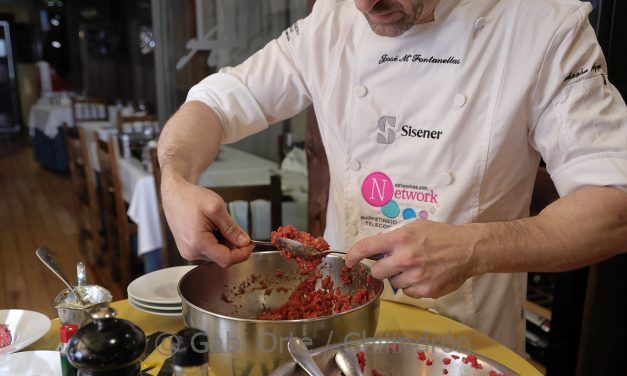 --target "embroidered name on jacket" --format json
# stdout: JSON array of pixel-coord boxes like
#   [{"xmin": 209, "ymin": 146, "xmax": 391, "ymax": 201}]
[
  {"xmin": 284, "ymin": 21, "xmax": 301, "ymax": 42},
  {"xmin": 378, "ymin": 53, "xmax": 461, "ymax": 65}
]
